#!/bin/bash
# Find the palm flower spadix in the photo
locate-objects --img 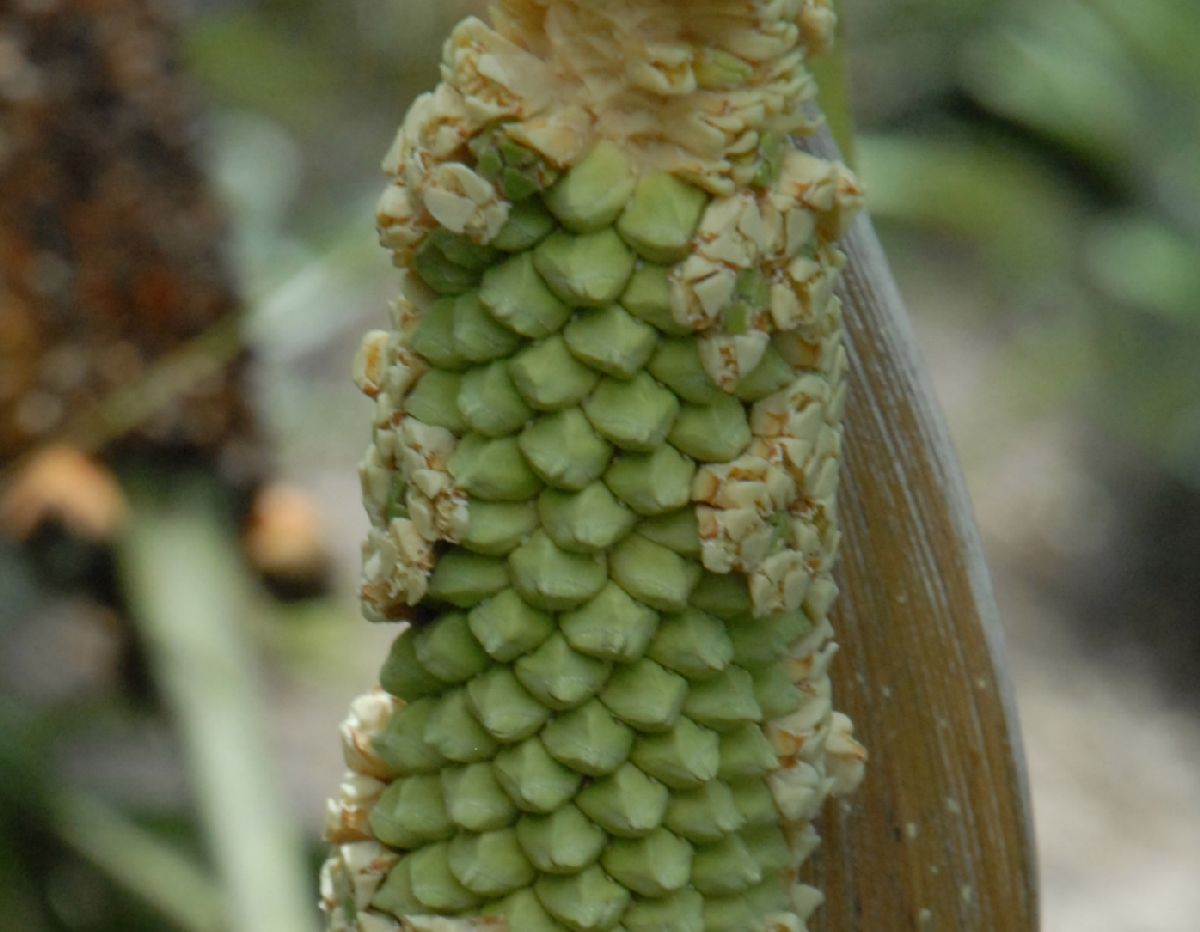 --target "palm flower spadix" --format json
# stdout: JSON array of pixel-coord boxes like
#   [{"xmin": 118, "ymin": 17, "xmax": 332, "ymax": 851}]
[{"xmin": 324, "ymin": 1, "xmax": 868, "ymax": 929}]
